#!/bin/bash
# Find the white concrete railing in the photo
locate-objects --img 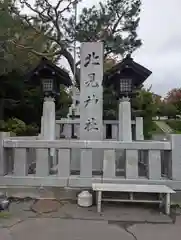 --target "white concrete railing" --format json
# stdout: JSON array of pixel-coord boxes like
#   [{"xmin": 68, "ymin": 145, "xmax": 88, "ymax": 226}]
[
  {"xmin": 55, "ymin": 119, "xmax": 141, "ymax": 140},
  {"xmin": 0, "ymin": 134, "xmax": 181, "ymax": 189}
]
